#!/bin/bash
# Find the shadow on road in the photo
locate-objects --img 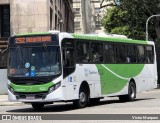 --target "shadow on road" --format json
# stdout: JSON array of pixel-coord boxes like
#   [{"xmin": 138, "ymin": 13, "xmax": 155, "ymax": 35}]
[
  {"xmin": 7, "ymin": 98, "xmax": 155, "ymax": 113},
  {"xmin": 91, "ymin": 98, "xmax": 155, "ymax": 106},
  {"xmin": 7, "ymin": 103, "xmax": 76, "ymax": 113}
]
